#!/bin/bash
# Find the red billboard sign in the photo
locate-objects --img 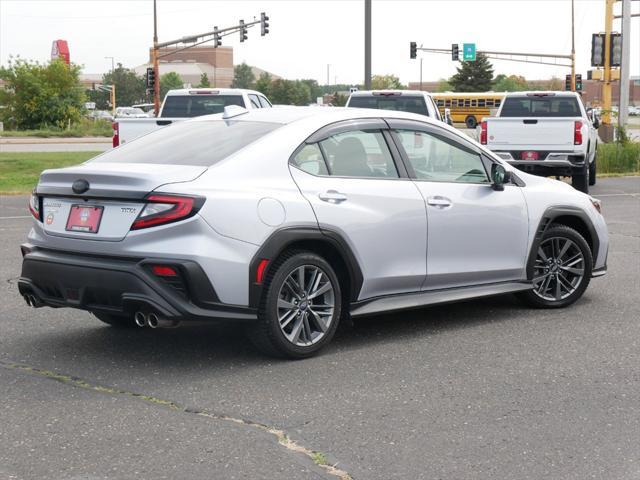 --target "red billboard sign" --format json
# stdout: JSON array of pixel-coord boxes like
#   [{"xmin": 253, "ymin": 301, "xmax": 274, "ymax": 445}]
[{"xmin": 51, "ymin": 40, "xmax": 70, "ymax": 65}]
